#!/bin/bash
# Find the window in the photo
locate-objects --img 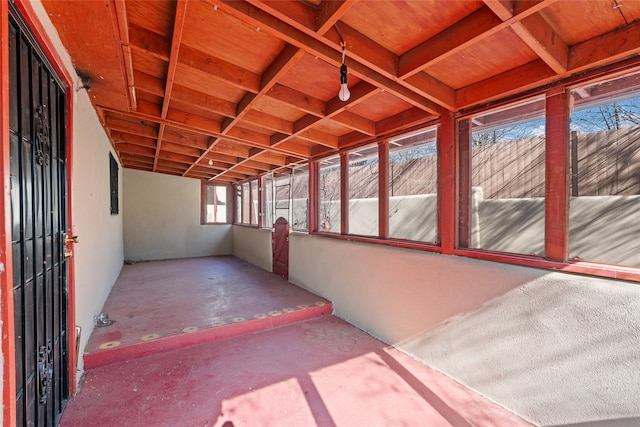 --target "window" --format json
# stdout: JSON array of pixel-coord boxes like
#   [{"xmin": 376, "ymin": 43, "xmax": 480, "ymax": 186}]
[
  {"xmin": 201, "ymin": 183, "xmax": 229, "ymax": 224},
  {"xmin": 241, "ymin": 182, "xmax": 250, "ymax": 224},
  {"xmin": 569, "ymin": 73, "xmax": 640, "ymax": 267},
  {"xmin": 348, "ymin": 144, "xmax": 379, "ymax": 236},
  {"xmin": 250, "ymin": 179, "xmax": 259, "ymax": 225},
  {"xmin": 468, "ymin": 97, "xmax": 546, "ymax": 255},
  {"xmin": 319, "ymin": 155, "xmax": 340, "ymax": 232},
  {"xmin": 261, "ymin": 173, "xmax": 274, "ymax": 229},
  {"xmin": 388, "ymin": 126, "xmax": 438, "ymax": 242},
  {"xmin": 291, "ymin": 164, "xmax": 309, "ymax": 232},
  {"xmin": 235, "ymin": 184, "xmax": 242, "ymax": 223},
  {"xmin": 274, "ymin": 173, "xmax": 291, "ymax": 223},
  {"xmin": 109, "ymin": 152, "xmax": 119, "ymax": 215}
]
